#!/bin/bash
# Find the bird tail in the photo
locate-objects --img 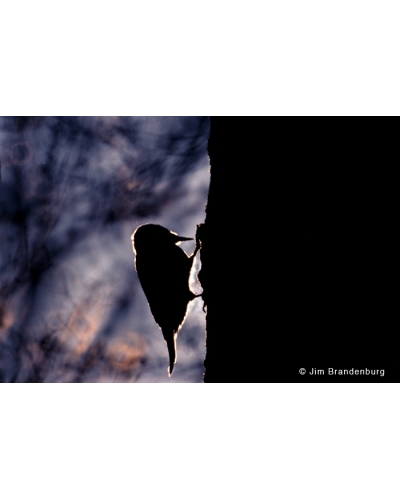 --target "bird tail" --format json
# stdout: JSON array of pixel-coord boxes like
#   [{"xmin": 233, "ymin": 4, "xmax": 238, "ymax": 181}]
[{"xmin": 166, "ymin": 334, "xmax": 177, "ymax": 377}]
